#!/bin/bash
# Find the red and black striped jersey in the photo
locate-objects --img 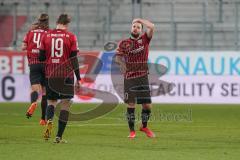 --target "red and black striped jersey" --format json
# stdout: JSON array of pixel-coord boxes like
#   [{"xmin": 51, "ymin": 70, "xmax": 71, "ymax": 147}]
[
  {"xmin": 23, "ymin": 29, "xmax": 49, "ymax": 65},
  {"xmin": 39, "ymin": 29, "xmax": 79, "ymax": 78},
  {"xmin": 116, "ymin": 32, "xmax": 152, "ymax": 79}
]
